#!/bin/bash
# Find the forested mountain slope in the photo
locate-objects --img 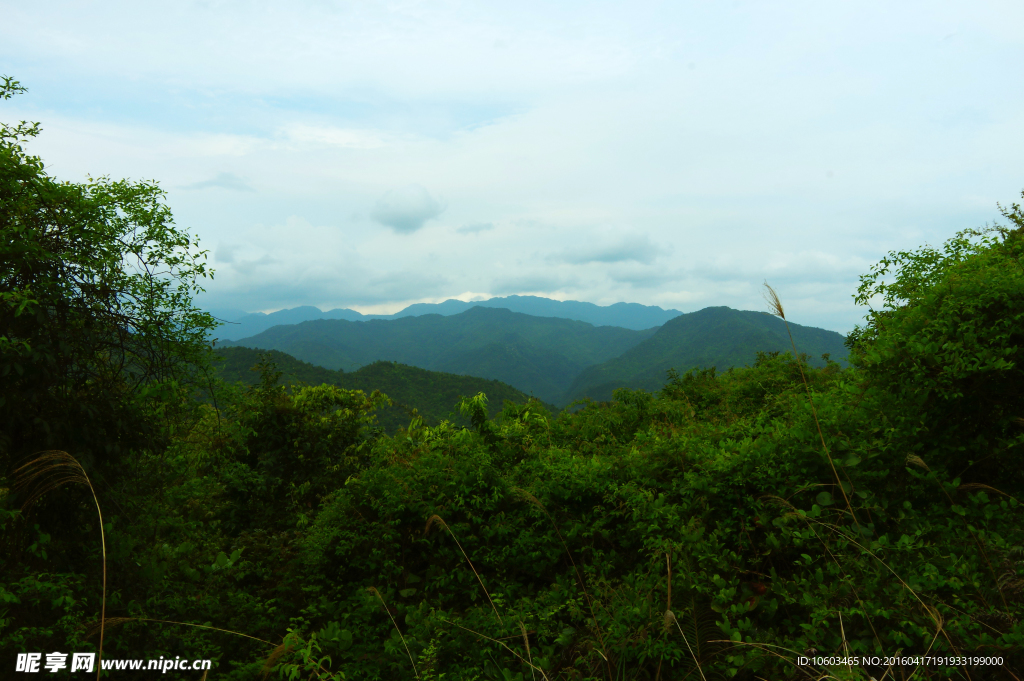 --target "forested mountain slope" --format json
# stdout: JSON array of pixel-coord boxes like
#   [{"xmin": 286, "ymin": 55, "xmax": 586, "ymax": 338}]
[
  {"xmin": 219, "ymin": 306, "xmax": 657, "ymax": 404},
  {"xmin": 566, "ymin": 306, "xmax": 848, "ymax": 402},
  {"xmin": 210, "ymin": 295, "xmax": 681, "ymax": 340},
  {"xmin": 214, "ymin": 347, "xmax": 551, "ymax": 432}
]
